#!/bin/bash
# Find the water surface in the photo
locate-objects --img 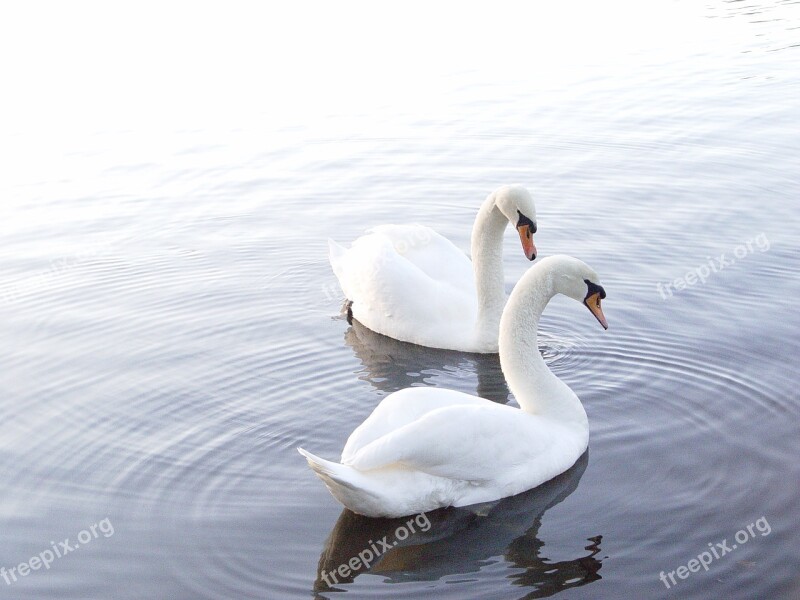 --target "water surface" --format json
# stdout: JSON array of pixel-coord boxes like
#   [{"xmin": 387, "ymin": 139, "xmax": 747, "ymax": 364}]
[{"xmin": 1, "ymin": 1, "xmax": 799, "ymax": 598}]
